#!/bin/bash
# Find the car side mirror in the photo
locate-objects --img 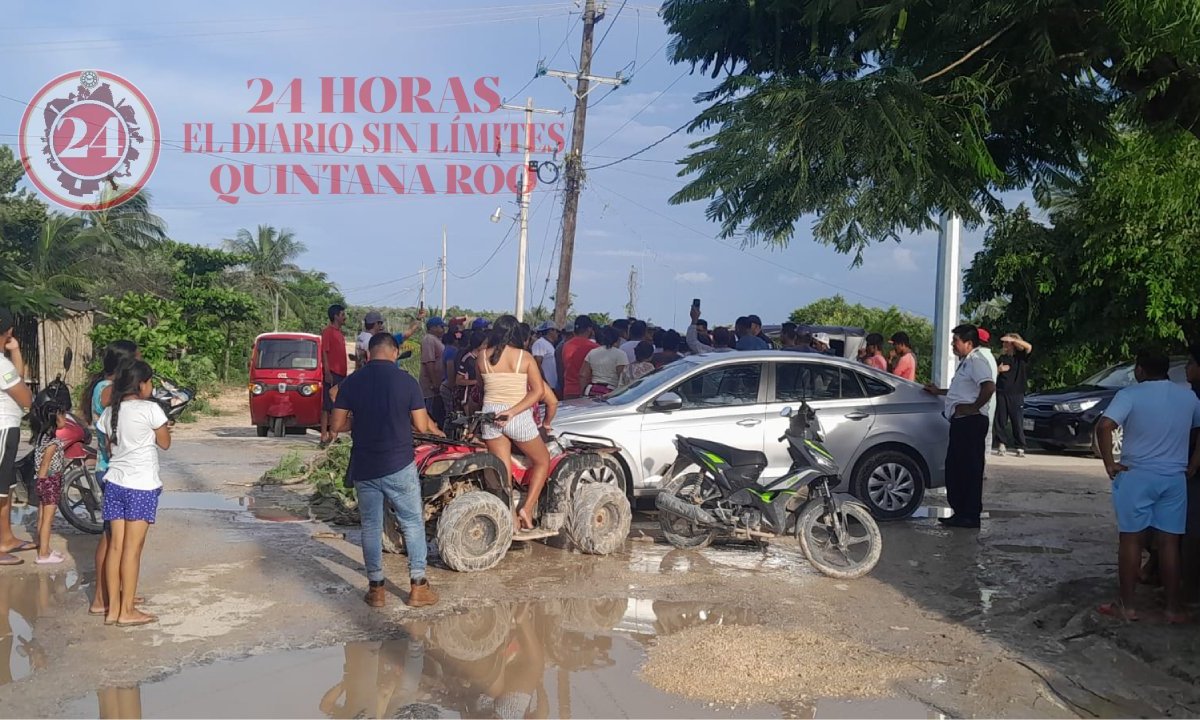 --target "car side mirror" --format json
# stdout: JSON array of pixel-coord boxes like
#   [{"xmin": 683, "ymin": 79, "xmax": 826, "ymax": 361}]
[
  {"xmin": 651, "ymin": 392, "xmax": 683, "ymax": 412},
  {"xmin": 780, "ymin": 406, "xmax": 794, "ymax": 418}
]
